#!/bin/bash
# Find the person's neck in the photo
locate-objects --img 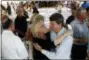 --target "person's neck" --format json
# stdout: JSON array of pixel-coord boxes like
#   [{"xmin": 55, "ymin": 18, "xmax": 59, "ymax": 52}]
[{"xmin": 8, "ymin": 28, "xmax": 13, "ymax": 32}]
